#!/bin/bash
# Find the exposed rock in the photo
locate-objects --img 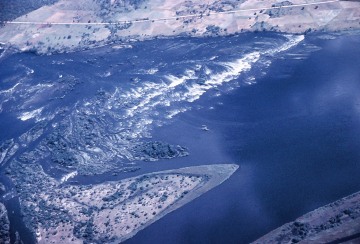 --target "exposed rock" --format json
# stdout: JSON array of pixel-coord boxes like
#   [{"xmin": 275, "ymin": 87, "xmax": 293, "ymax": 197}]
[
  {"xmin": 132, "ymin": 141, "xmax": 189, "ymax": 161},
  {"xmin": 0, "ymin": 203, "xmax": 10, "ymax": 244}
]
